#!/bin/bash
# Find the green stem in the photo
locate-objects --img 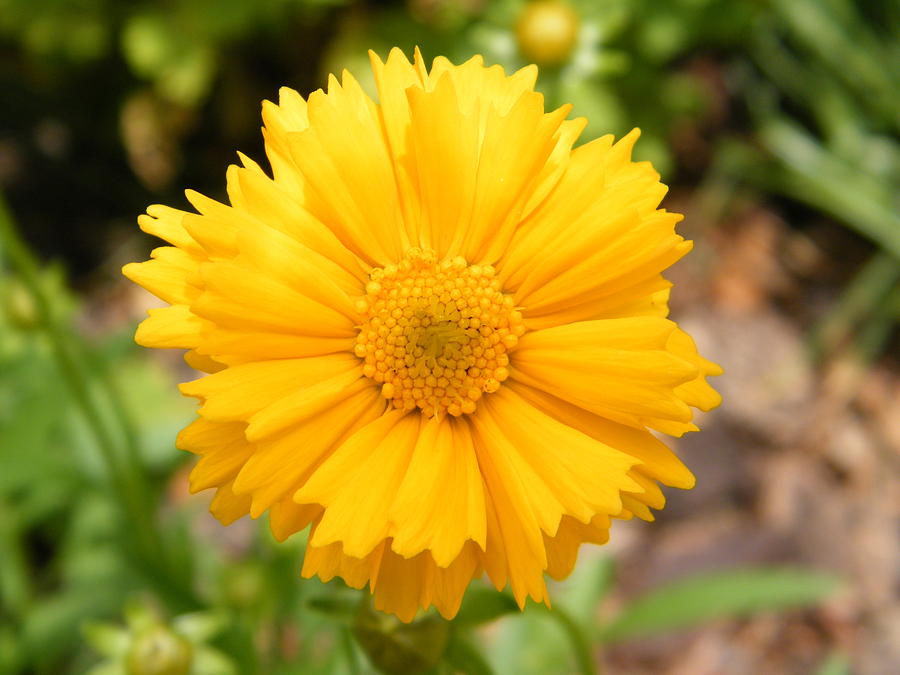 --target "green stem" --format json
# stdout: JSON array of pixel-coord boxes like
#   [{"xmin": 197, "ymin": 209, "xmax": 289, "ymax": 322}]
[
  {"xmin": 0, "ymin": 193, "xmax": 176, "ymax": 596},
  {"xmin": 340, "ymin": 625, "xmax": 362, "ymax": 675},
  {"xmin": 539, "ymin": 604, "xmax": 599, "ymax": 675},
  {"xmin": 809, "ymin": 251, "xmax": 900, "ymax": 361},
  {"xmin": 0, "ymin": 500, "xmax": 33, "ymax": 618}
]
